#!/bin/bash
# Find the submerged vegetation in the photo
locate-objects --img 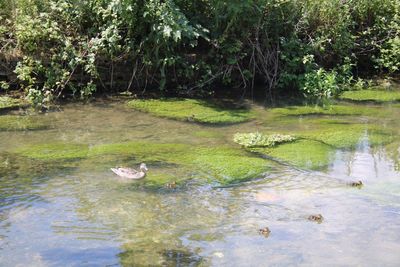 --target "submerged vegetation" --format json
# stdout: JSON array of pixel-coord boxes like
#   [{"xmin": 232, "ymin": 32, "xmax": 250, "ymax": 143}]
[
  {"xmin": 233, "ymin": 132, "xmax": 296, "ymax": 148},
  {"xmin": 269, "ymin": 104, "xmax": 383, "ymax": 117},
  {"xmin": 0, "ymin": 115, "xmax": 49, "ymax": 131},
  {"xmin": 12, "ymin": 141, "xmax": 272, "ymax": 186},
  {"xmin": 339, "ymin": 89, "xmax": 400, "ymax": 102},
  {"xmin": 0, "ymin": 96, "xmax": 27, "ymax": 111},
  {"xmin": 252, "ymin": 140, "xmax": 335, "ymax": 170},
  {"xmin": 127, "ymin": 98, "xmax": 253, "ymax": 124}
]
